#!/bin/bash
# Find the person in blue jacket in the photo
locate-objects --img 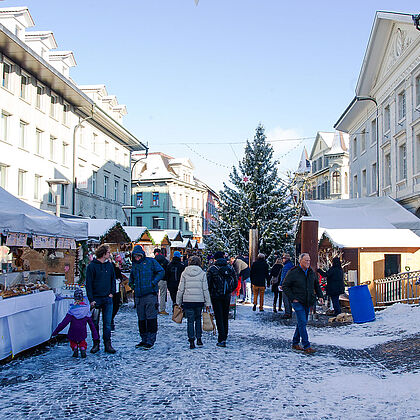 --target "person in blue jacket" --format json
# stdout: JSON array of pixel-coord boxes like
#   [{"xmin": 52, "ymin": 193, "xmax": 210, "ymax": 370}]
[
  {"xmin": 280, "ymin": 253, "xmax": 294, "ymax": 319},
  {"xmin": 129, "ymin": 245, "xmax": 165, "ymax": 349}
]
